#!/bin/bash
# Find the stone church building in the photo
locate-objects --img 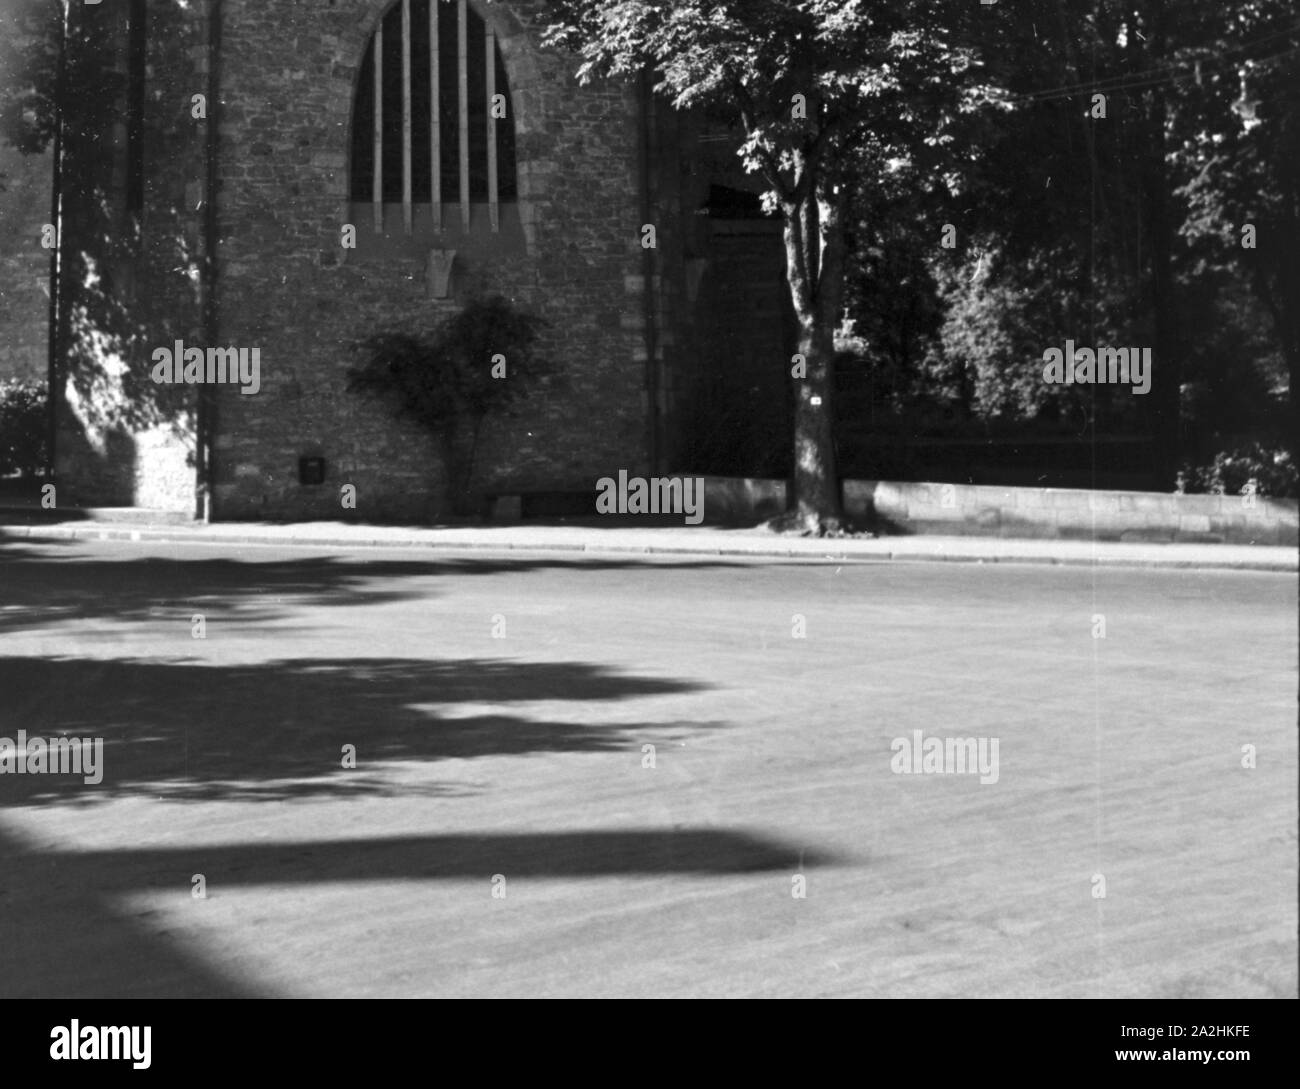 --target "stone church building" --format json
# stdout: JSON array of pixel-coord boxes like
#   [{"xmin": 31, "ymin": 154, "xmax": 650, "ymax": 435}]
[{"xmin": 0, "ymin": 0, "xmax": 795, "ymax": 520}]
